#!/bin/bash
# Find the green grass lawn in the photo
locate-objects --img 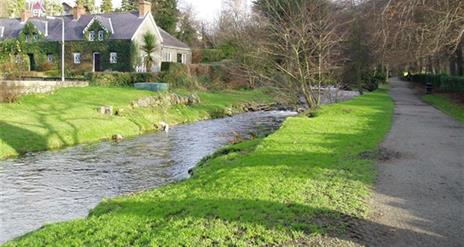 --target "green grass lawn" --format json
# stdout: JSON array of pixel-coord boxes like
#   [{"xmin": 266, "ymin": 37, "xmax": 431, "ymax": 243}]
[
  {"xmin": 0, "ymin": 87, "xmax": 273, "ymax": 160},
  {"xmin": 5, "ymin": 89, "xmax": 394, "ymax": 246},
  {"xmin": 422, "ymin": 94, "xmax": 464, "ymax": 123}
]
